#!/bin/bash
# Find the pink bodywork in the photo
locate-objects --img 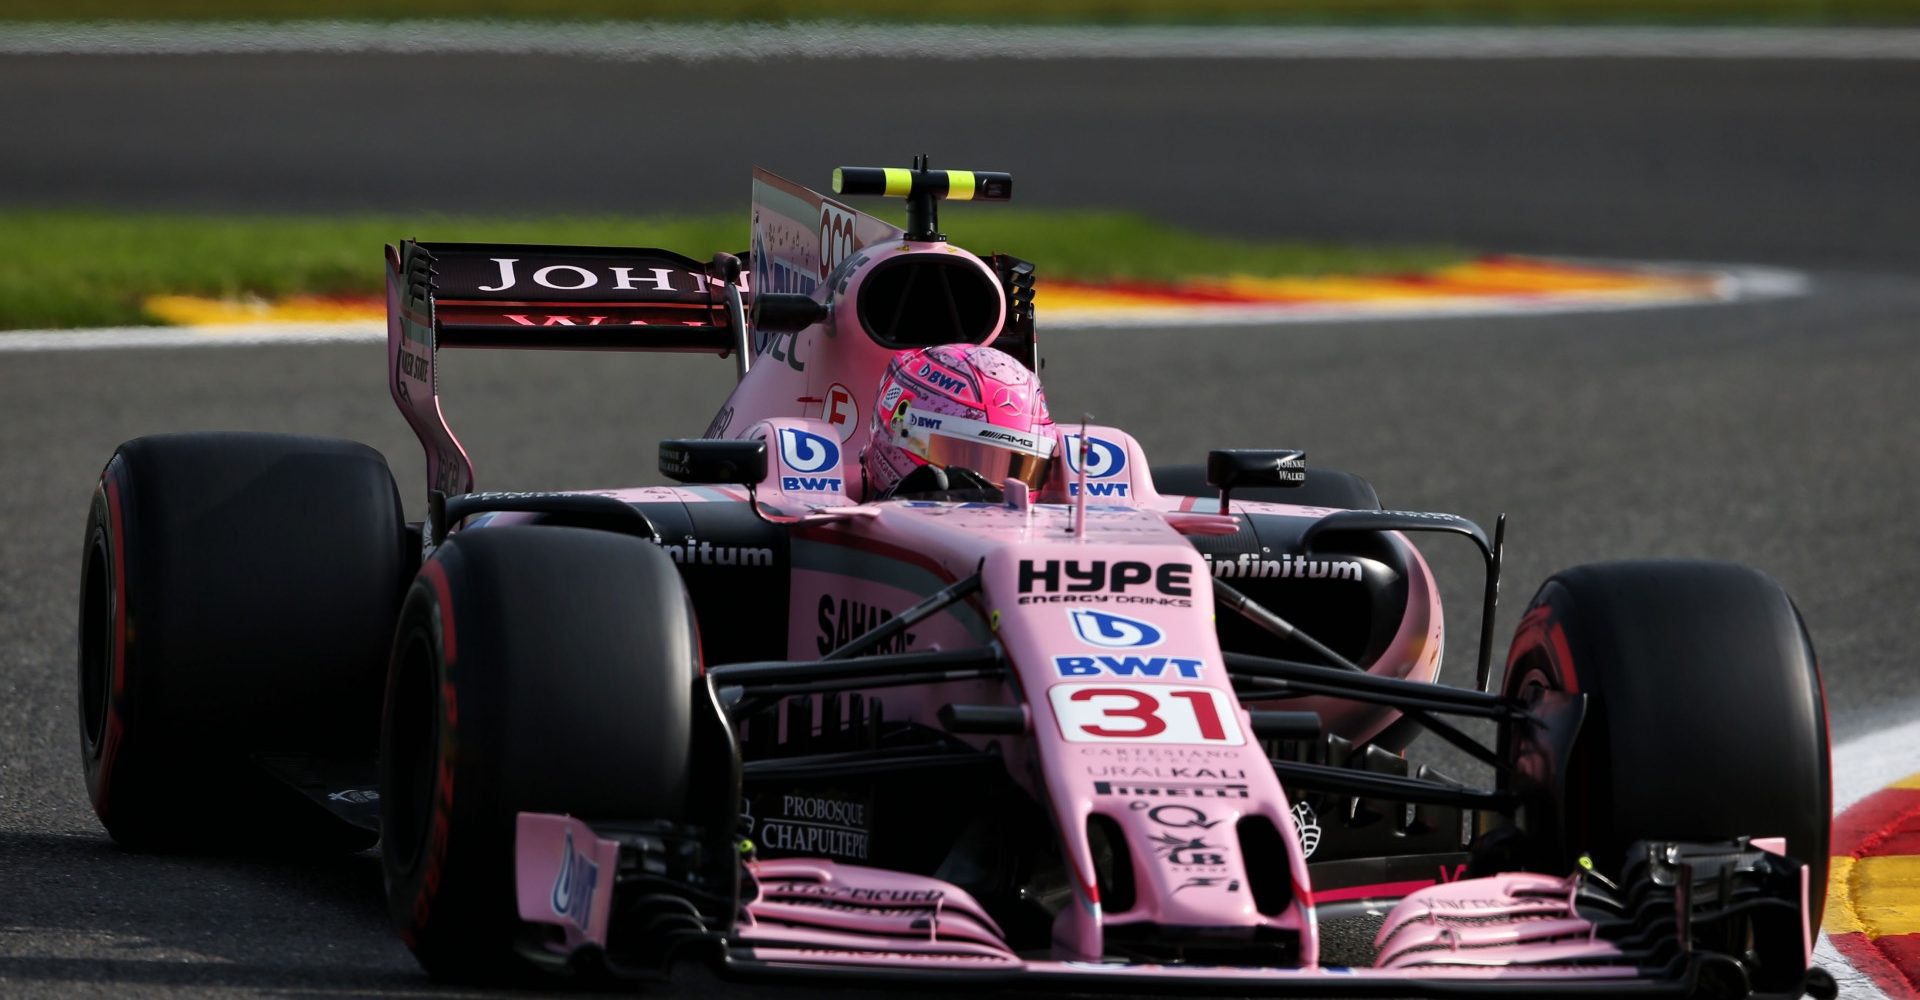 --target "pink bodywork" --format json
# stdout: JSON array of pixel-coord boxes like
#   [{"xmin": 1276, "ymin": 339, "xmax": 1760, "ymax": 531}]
[
  {"xmin": 499, "ymin": 414, "xmax": 1537, "ymax": 975},
  {"xmin": 397, "ymin": 169, "xmax": 1664, "ymax": 982},
  {"xmin": 506, "ymin": 444, "xmax": 1547, "ymax": 975}
]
